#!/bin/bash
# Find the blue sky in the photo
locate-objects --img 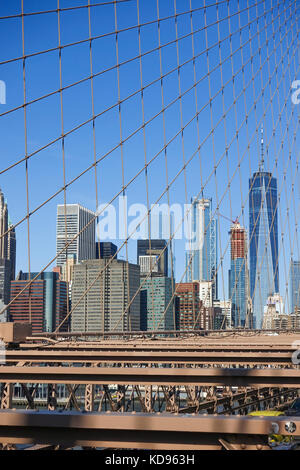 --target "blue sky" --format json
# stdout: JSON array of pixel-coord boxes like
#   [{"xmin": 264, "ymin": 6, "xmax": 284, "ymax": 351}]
[{"xmin": 0, "ymin": 0, "xmax": 299, "ymax": 309}]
